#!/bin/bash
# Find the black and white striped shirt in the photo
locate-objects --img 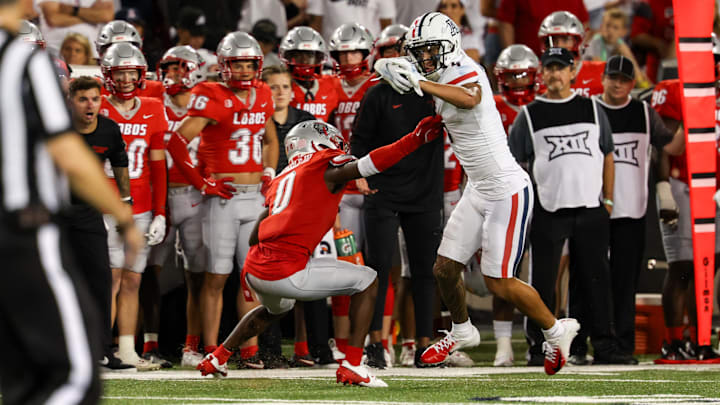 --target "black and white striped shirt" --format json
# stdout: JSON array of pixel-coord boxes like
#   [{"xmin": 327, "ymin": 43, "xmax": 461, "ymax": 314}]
[{"xmin": 0, "ymin": 29, "xmax": 72, "ymax": 228}]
